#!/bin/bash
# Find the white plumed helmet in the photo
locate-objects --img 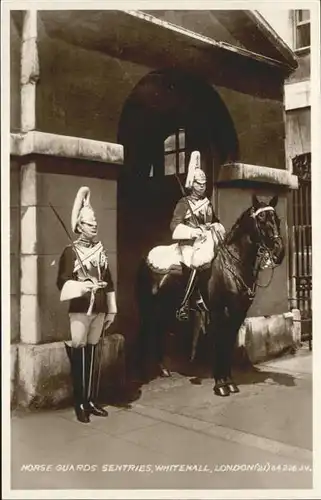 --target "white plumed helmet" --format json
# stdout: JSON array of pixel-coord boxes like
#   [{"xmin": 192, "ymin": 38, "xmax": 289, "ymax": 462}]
[
  {"xmin": 71, "ymin": 186, "xmax": 96, "ymax": 234},
  {"xmin": 185, "ymin": 150, "xmax": 206, "ymax": 189}
]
